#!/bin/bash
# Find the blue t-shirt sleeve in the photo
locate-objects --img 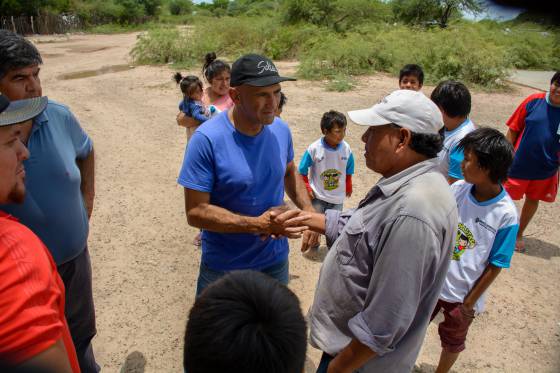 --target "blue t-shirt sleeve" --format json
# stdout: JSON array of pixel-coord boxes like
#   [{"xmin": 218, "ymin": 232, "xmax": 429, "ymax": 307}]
[
  {"xmin": 177, "ymin": 132, "xmax": 215, "ymax": 192},
  {"xmin": 179, "ymin": 100, "xmax": 186, "ymax": 112},
  {"xmin": 65, "ymin": 109, "xmax": 92, "ymax": 159},
  {"xmin": 298, "ymin": 150, "xmax": 313, "ymax": 175},
  {"xmin": 346, "ymin": 152, "xmax": 355, "ymax": 175},
  {"xmin": 448, "ymin": 145, "xmax": 464, "ymax": 179},
  {"xmin": 488, "ymin": 224, "xmax": 519, "ymax": 268},
  {"xmin": 287, "ymin": 128, "xmax": 294, "ymax": 164}
]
